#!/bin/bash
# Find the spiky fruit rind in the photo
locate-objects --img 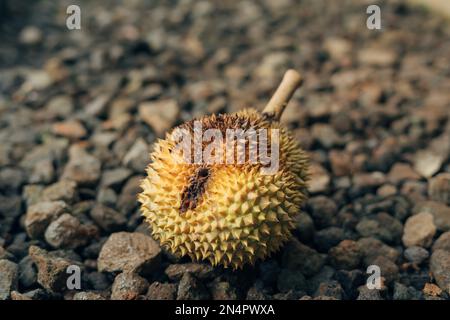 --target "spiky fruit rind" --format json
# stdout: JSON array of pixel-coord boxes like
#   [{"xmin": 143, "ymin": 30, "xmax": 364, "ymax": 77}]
[{"xmin": 138, "ymin": 109, "xmax": 309, "ymax": 269}]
